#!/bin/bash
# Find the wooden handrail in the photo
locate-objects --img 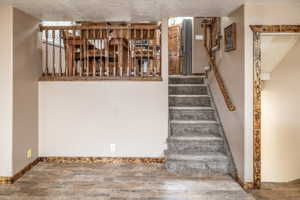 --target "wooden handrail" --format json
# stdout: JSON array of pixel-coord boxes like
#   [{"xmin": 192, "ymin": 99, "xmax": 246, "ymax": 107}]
[
  {"xmin": 40, "ymin": 25, "xmax": 160, "ymax": 31},
  {"xmin": 205, "ymin": 46, "xmax": 236, "ymax": 111}
]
